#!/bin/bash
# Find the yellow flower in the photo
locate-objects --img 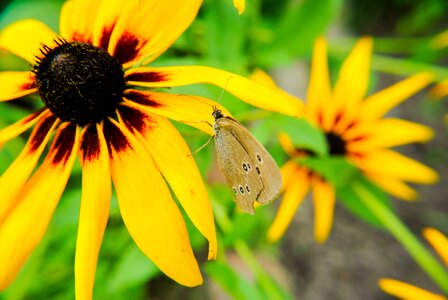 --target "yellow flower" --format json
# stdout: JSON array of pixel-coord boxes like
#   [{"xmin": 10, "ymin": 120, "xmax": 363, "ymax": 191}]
[
  {"xmin": 429, "ymin": 30, "xmax": 448, "ymax": 99},
  {"xmin": 379, "ymin": 227, "xmax": 448, "ymax": 300},
  {"xmin": 264, "ymin": 37, "xmax": 438, "ymax": 243},
  {"xmin": 0, "ymin": 0, "xmax": 300, "ymax": 297},
  {"xmin": 233, "ymin": 0, "xmax": 246, "ymax": 14}
]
